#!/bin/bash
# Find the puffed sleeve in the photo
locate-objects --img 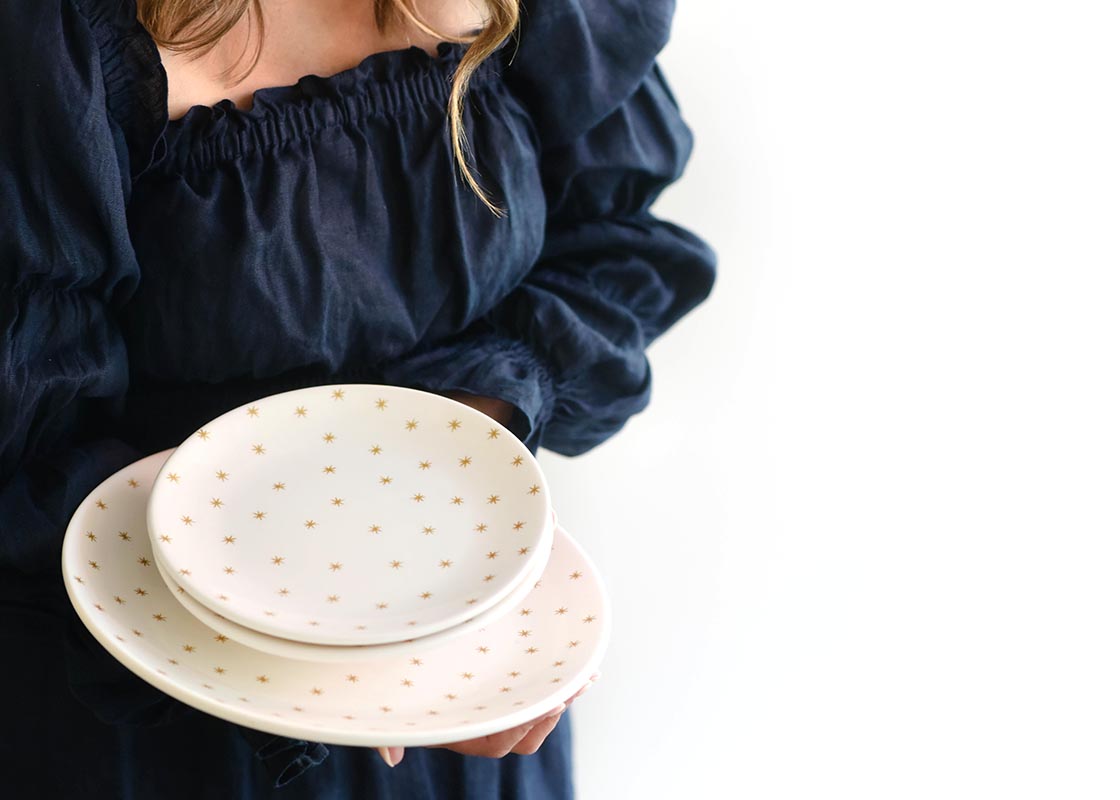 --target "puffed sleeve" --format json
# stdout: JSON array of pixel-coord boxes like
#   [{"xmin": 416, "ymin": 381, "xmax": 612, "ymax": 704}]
[{"xmin": 384, "ymin": 0, "xmax": 716, "ymax": 455}]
